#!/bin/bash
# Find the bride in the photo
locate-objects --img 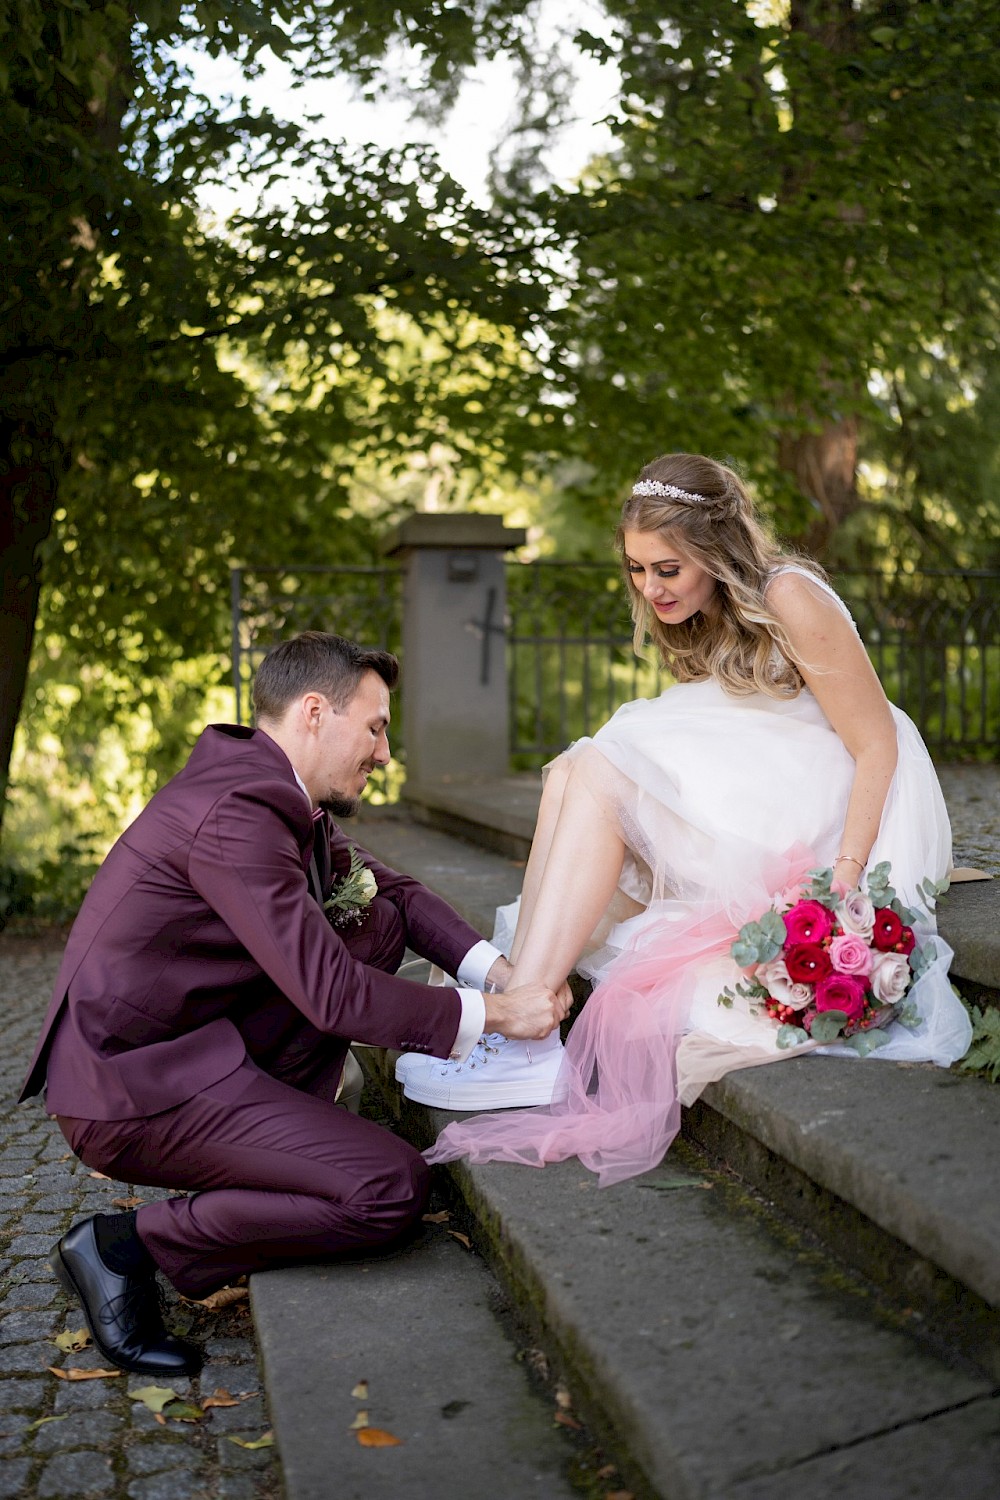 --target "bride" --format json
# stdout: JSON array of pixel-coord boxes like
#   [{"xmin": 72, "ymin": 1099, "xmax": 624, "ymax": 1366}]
[{"xmin": 397, "ymin": 452, "xmax": 973, "ymax": 1184}]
